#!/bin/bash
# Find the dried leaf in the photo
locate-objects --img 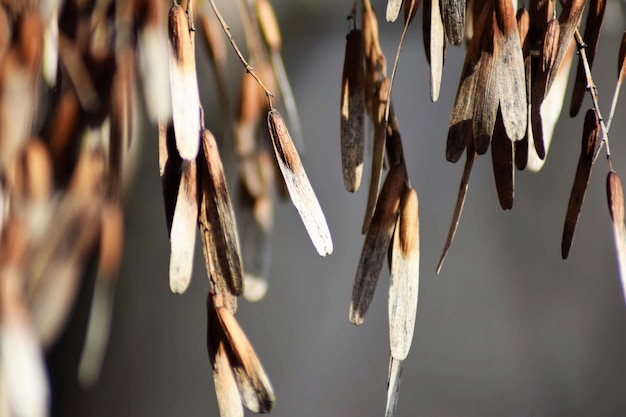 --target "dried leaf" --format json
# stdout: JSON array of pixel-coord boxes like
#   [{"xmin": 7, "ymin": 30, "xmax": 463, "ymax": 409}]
[
  {"xmin": 168, "ymin": 4, "xmax": 200, "ymax": 161},
  {"xmin": 389, "ymin": 187, "xmax": 419, "ymax": 361},
  {"xmin": 169, "ymin": 160, "xmax": 198, "ymax": 294},
  {"xmin": 340, "ymin": 29, "xmax": 365, "ymax": 192},
  {"xmin": 267, "ymin": 109, "xmax": 333, "ymax": 256},
  {"xmin": 562, "ymin": 109, "xmax": 600, "ymax": 259},
  {"xmin": 350, "ymin": 165, "xmax": 405, "ymax": 325}
]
